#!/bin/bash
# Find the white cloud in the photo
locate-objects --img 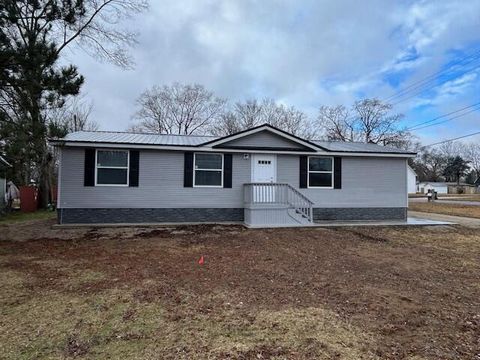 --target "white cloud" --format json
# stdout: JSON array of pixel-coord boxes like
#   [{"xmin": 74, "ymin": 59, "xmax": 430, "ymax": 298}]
[{"xmin": 68, "ymin": 0, "xmax": 480, "ymax": 132}]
